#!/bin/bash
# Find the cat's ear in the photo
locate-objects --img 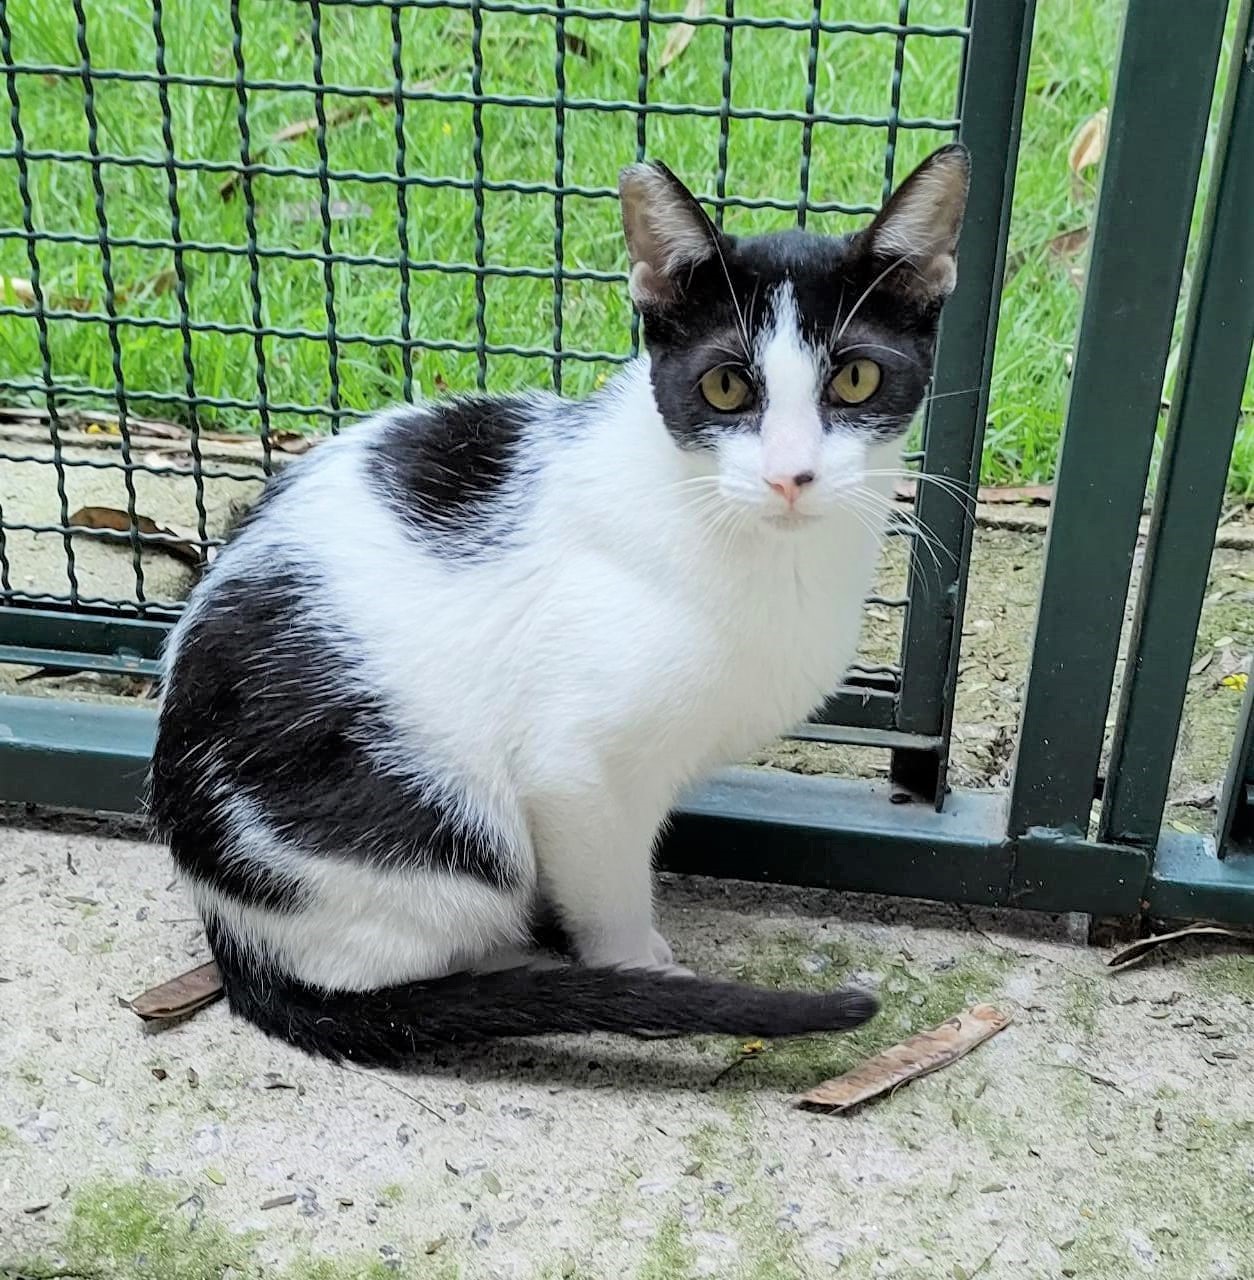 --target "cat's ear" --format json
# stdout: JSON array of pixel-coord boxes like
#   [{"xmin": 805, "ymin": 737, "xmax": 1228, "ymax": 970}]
[
  {"xmin": 860, "ymin": 143, "xmax": 970, "ymax": 299},
  {"xmin": 619, "ymin": 161, "xmax": 722, "ymax": 308}
]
